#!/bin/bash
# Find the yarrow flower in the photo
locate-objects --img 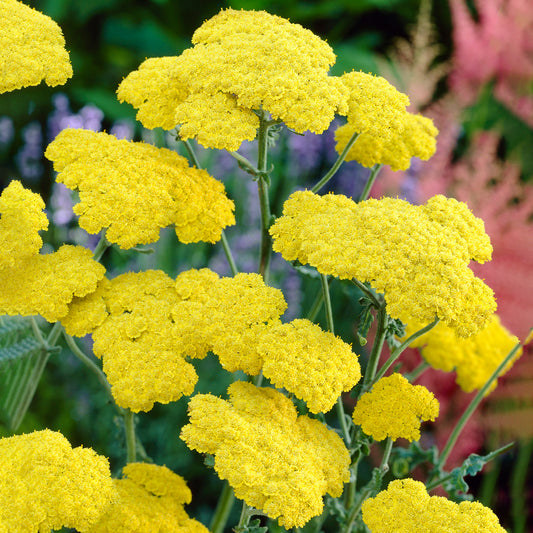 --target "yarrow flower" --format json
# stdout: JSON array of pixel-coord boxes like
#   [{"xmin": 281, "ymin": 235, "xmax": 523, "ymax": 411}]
[
  {"xmin": 352, "ymin": 373, "xmax": 439, "ymax": 441},
  {"xmin": 117, "ymin": 8, "xmax": 349, "ymax": 151},
  {"xmin": 335, "ymin": 111, "xmax": 438, "ymax": 171},
  {"xmin": 181, "ymin": 381, "xmax": 350, "ymax": 528},
  {"xmin": 45, "ymin": 128, "xmax": 235, "ymax": 249},
  {"xmin": 0, "ymin": 180, "xmax": 48, "ymax": 270},
  {"xmin": 0, "ymin": 181, "xmax": 105, "ymax": 322},
  {"xmin": 257, "ymin": 319, "xmax": 361, "ymax": 413},
  {"xmin": 172, "ymin": 269, "xmax": 288, "ymax": 375},
  {"xmin": 0, "ymin": 429, "xmax": 115, "ymax": 533},
  {"xmin": 270, "ymin": 191, "xmax": 496, "ymax": 337},
  {"xmin": 362, "ymin": 478, "xmax": 507, "ymax": 532},
  {"xmin": 406, "ymin": 314, "xmax": 522, "ymax": 393},
  {"xmin": 0, "ymin": 0, "xmax": 72, "ymax": 93},
  {"xmin": 87, "ymin": 463, "xmax": 208, "ymax": 533}
]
